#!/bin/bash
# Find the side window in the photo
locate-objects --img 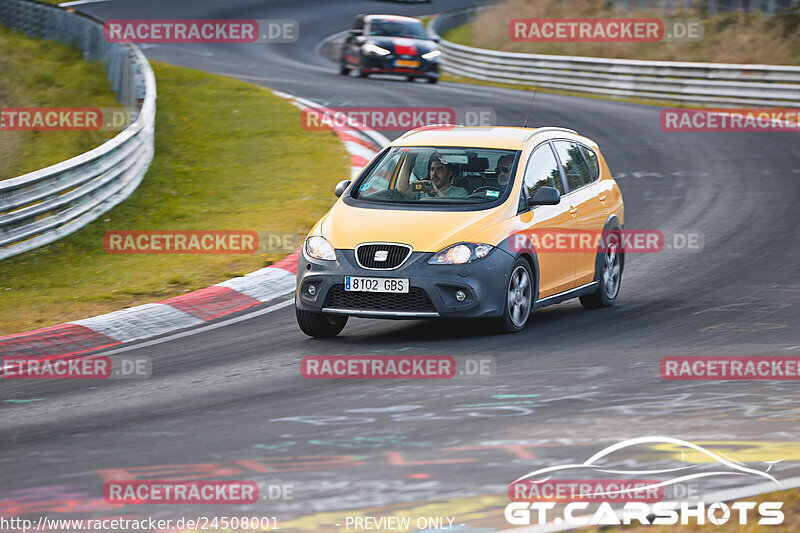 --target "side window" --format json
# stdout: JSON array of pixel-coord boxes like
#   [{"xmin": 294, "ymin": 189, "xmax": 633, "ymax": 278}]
[
  {"xmin": 552, "ymin": 141, "xmax": 593, "ymax": 191},
  {"xmin": 520, "ymin": 143, "xmax": 563, "ymax": 211},
  {"xmin": 579, "ymin": 144, "xmax": 599, "ymax": 181}
]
